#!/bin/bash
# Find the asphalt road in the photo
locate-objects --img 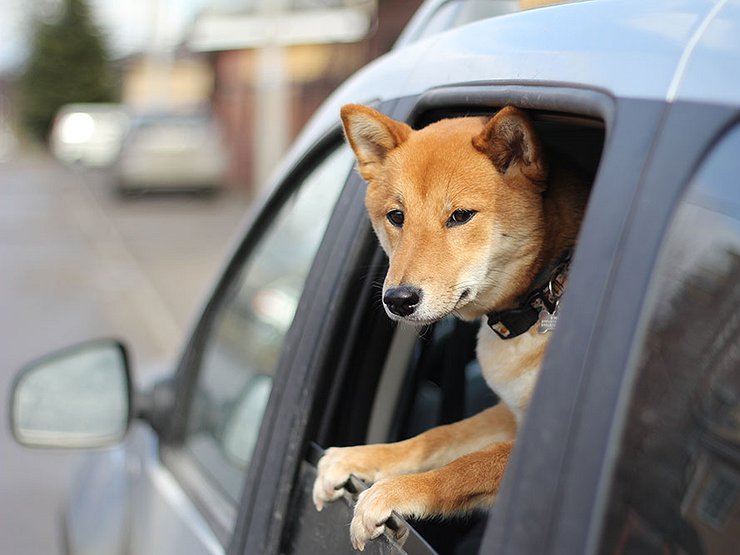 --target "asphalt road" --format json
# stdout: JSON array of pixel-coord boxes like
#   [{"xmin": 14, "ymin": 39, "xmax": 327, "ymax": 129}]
[{"xmin": 0, "ymin": 152, "xmax": 249, "ymax": 555}]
